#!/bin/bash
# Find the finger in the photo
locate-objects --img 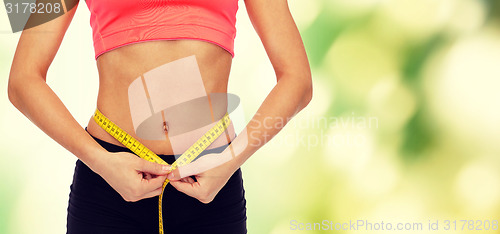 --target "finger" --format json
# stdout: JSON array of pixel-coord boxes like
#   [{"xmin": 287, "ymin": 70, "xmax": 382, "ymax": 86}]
[
  {"xmin": 141, "ymin": 175, "xmax": 168, "ymax": 191},
  {"xmin": 138, "ymin": 159, "xmax": 170, "ymax": 176},
  {"xmin": 142, "ymin": 172, "xmax": 156, "ymax": 180},
  {"xmin": 180, "ymin": 177, "xmax": 196, "ymax": 184},
  {"xmin": 166, "ymin": 168, "xmax": 181, "ymax": 181},
  {"xmin": 186, "ymin": 176, "xmax": 196, "ymax": 184}
]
